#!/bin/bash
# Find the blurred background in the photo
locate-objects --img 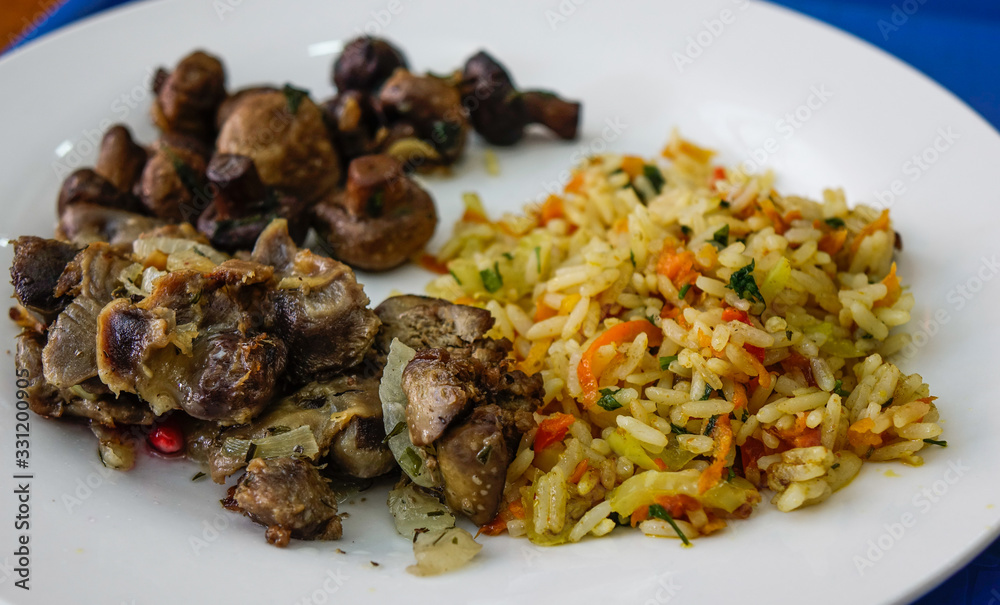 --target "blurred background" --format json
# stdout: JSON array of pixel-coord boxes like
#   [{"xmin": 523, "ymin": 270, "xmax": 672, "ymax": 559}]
[{"xmin": 2, "ymin": 0, "xmax": 999, "ymax": 602}]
